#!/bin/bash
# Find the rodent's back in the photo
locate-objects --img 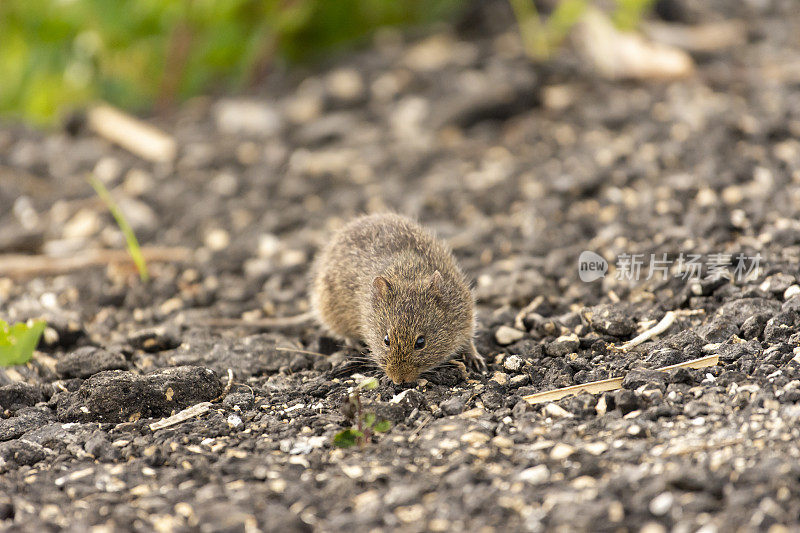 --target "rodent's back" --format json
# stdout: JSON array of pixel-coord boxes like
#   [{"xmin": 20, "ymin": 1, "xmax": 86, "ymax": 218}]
[{"xmin": 310, "ymin": 213, "xmax": 472, "ymax": 341}]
